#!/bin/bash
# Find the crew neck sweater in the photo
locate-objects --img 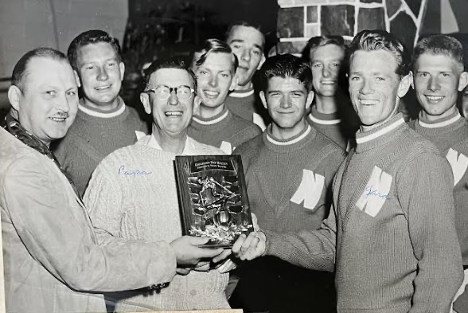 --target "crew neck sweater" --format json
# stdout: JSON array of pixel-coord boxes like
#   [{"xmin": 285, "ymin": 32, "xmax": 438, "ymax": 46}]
[
  {"xmin": 225, "ymin": 88, "xmax": 269, "ymax": 130},
  {"xmin": 265, "ymin": 113, "xmax": 463, "ymax": 312},
  {"xmin": 84, "ymin": 135, "xmax": 228, "ymax": 311},
  {"xmin": 188, "ymin": 107, "xmax": 262, "ymax": 154},
  {"xmin": 307, "ymin": 105, "xmax": 359, "ymax": 150},
  {"xmin": 410, "ymin": 111, "xmax": 468, "ymax": 265},
  {"xmin": 53, "ymin": 99, "xmax": 148, "ymax": 196},
  {"xmin": 235, "ymin": 123, "xmax": 345, "ymax": 232}
]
